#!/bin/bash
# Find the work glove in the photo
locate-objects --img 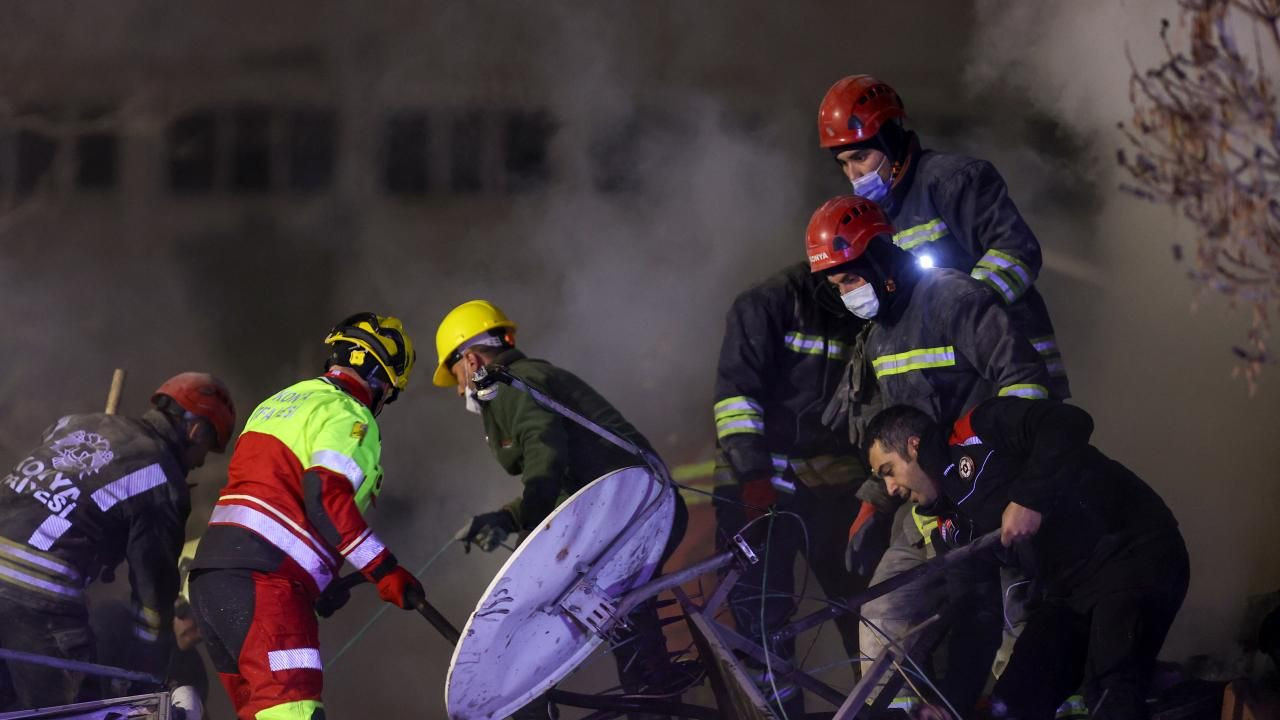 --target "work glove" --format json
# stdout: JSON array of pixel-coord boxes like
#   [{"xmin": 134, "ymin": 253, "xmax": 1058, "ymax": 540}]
[
  {"xmin": 741, "ymin": 475, "xmax": 779, "ymax": 523},
  {"xmin": 462, "ymin": 510, "xmax": 518, "ymax": 553},
  {"xmin": 844, "ymin": 501, "xmax": 893, "ymax": 576},
  {"xmin": 376, "ymin": 565, "xmax": 425, "ymax": 610},
  {"xmin": 315, "ymin": 579, "xmax": 353, "ymax": 618}
]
